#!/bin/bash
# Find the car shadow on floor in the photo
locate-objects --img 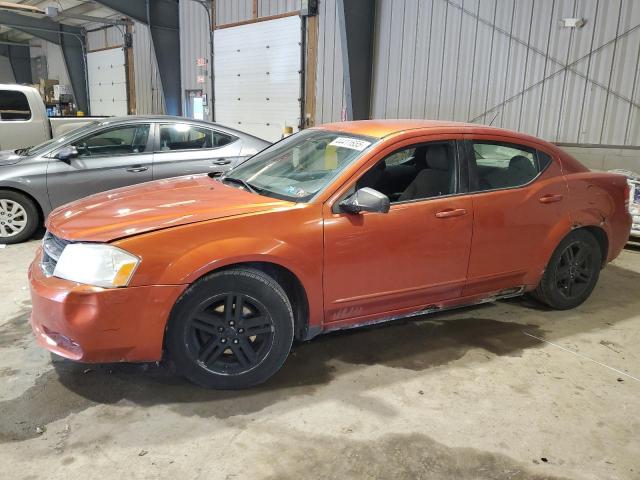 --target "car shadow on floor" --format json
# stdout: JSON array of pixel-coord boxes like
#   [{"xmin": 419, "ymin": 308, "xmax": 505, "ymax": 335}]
[{"xmin": 1, "ymin": 264, "xmax": 638, "ymax": 442}]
